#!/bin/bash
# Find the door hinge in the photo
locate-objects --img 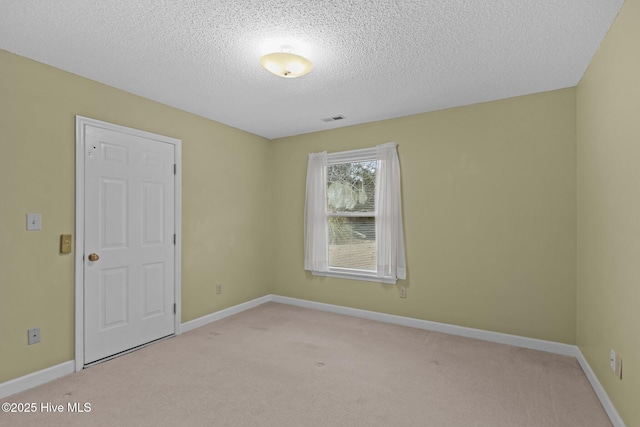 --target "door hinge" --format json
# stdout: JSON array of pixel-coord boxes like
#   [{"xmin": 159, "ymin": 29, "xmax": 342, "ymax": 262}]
[
  {"xmin": 173, "ymin": 303, "xmax": 177, "ymax": 314},
  {"xmin": 173, "ymin": 234, "xmax": 176, "ymax": 245},
  {"xmin": 173, "ymin": 164, "xmax": 176, "ymax": 175}
]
